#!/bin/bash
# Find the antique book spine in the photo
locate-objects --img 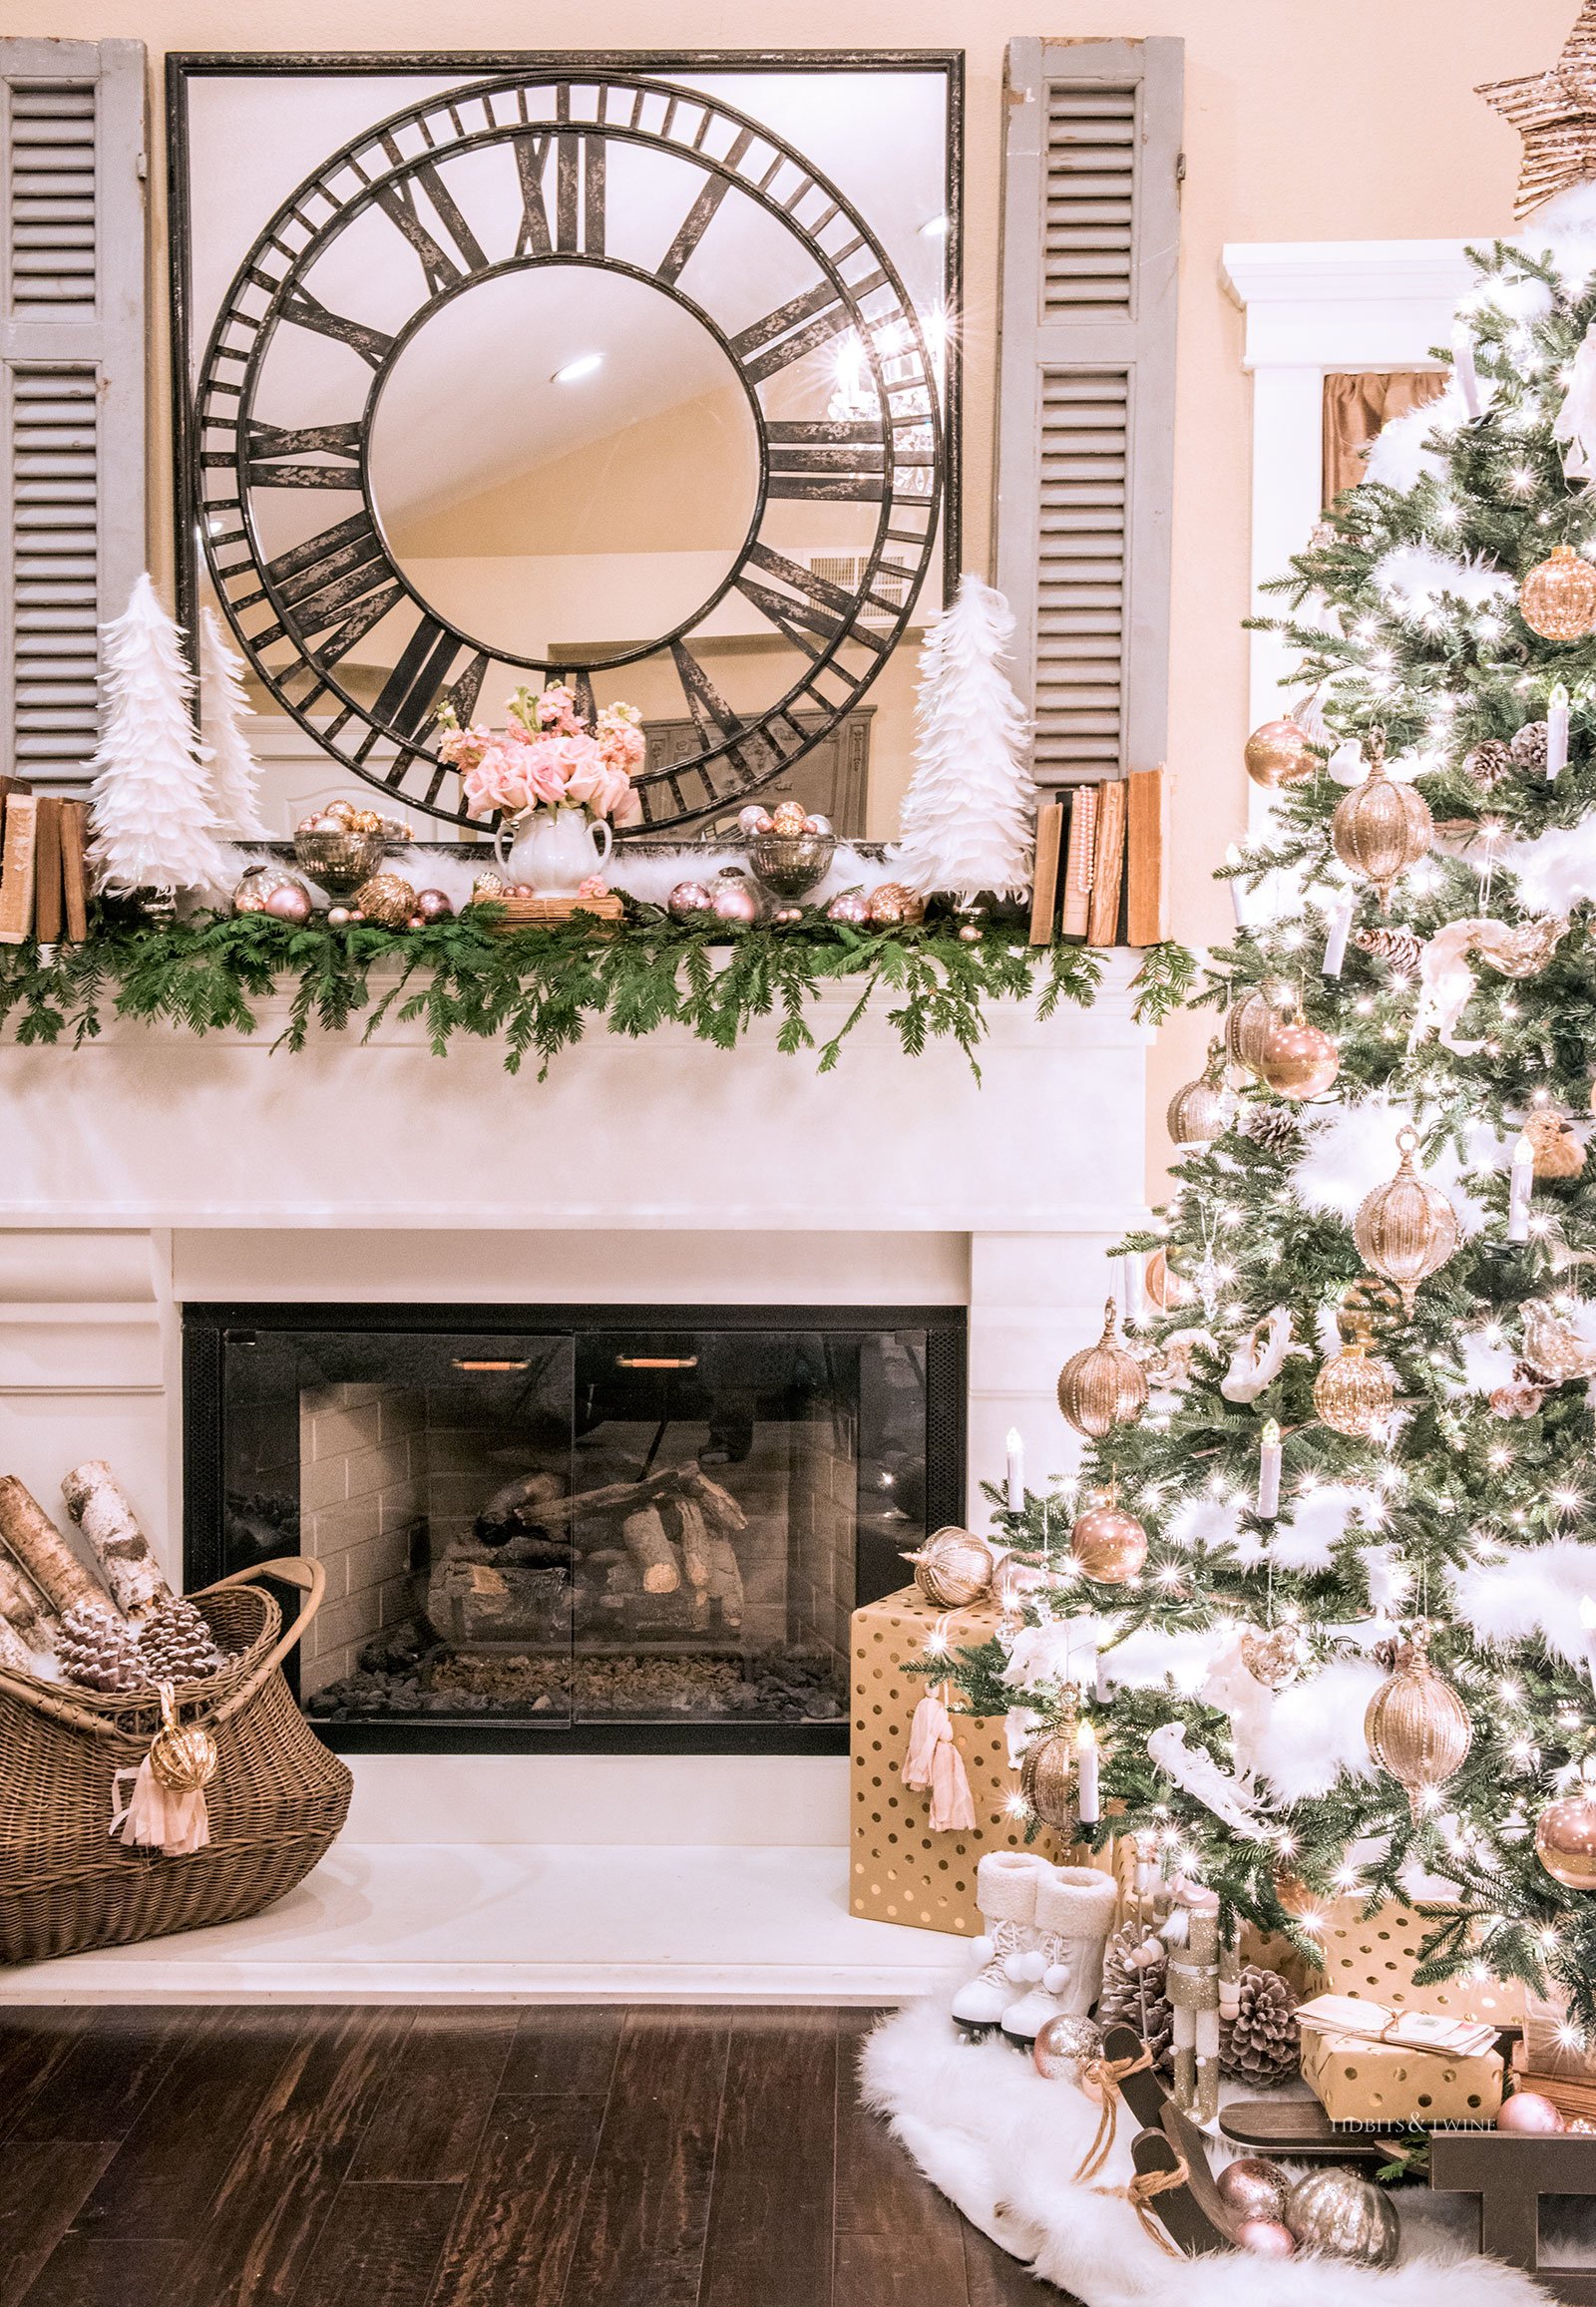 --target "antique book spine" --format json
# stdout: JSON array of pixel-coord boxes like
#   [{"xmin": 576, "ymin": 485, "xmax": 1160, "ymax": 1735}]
[
  {"xmin": 32, "ymin": 797, "xmax": 64, "ymax": 946},
  {"xmin": 0, "ymin": 793, "xmax": 39, "ymax": 946},
  {"xmin": 1027, "ymin": 800, "xmax": 1066, "ymax": 945},
  {"xmin": 1125, "ymin": 766, "xmax": 1170, "ymax": 946},
  {"xmin": 1085, "ymin": 780, "xmax": 1127, "ymax": 947},
  {"xmin": 59, "ymin": 800, "xmax": 91, "ymax": 941},
  {"xmin": 1059, "ymin": 785, "xmax": 1097, "ymax": 941}
]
